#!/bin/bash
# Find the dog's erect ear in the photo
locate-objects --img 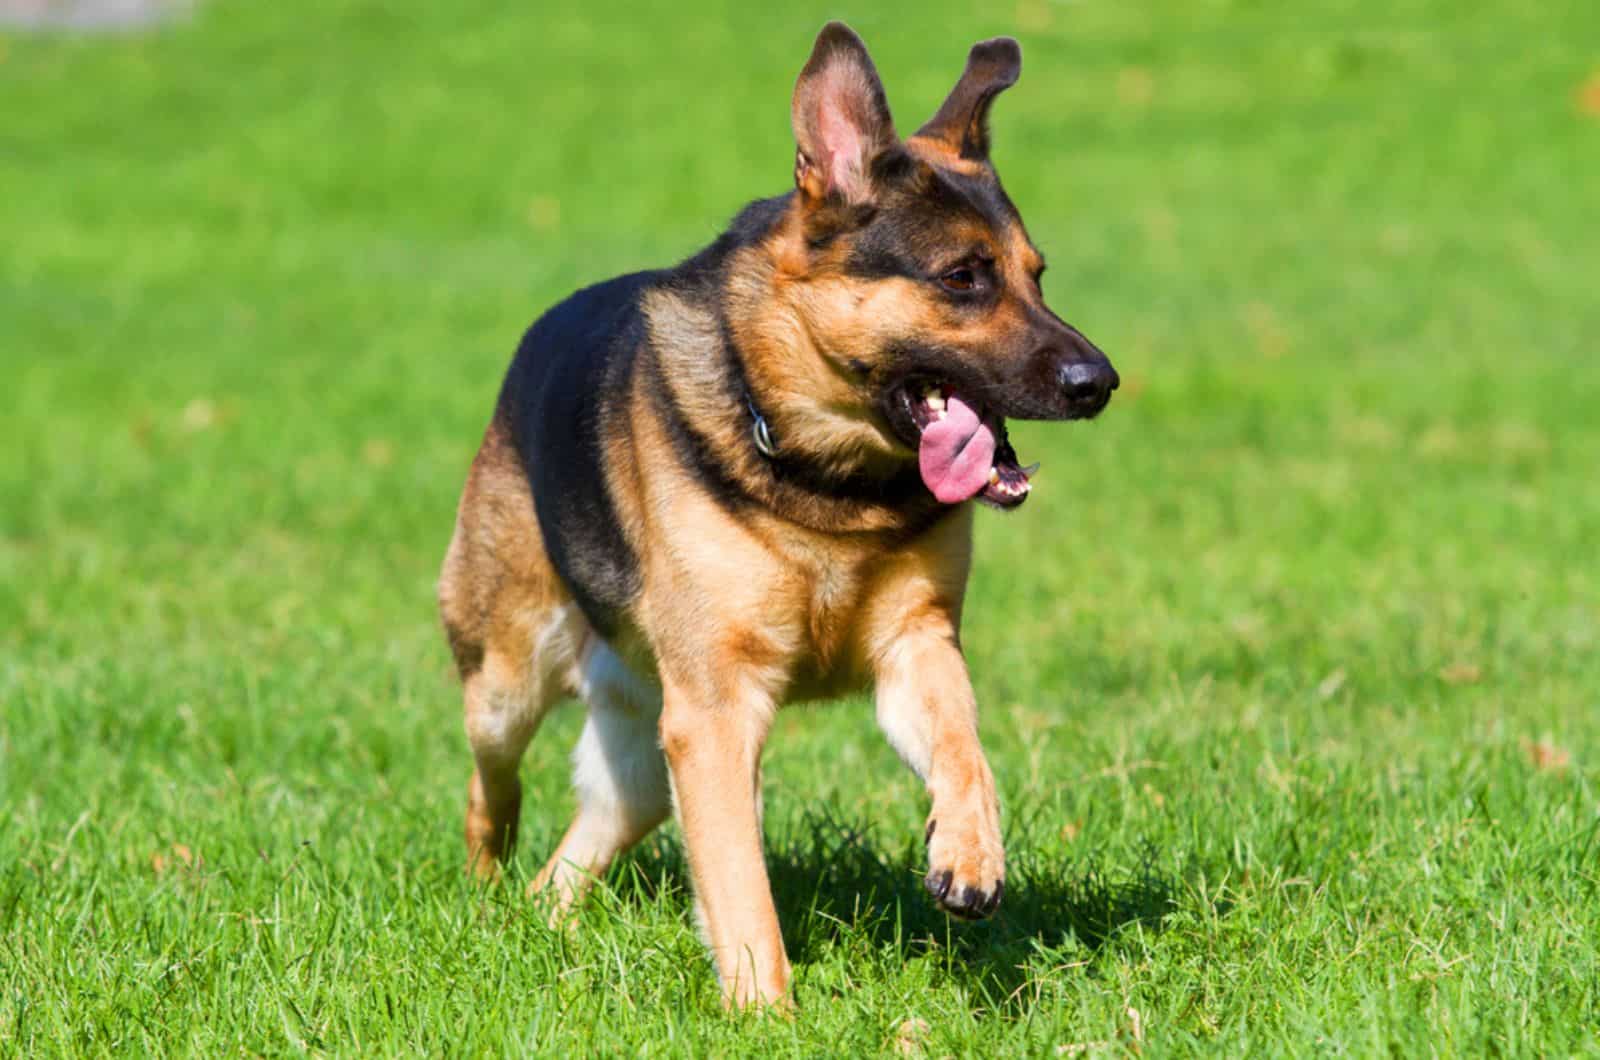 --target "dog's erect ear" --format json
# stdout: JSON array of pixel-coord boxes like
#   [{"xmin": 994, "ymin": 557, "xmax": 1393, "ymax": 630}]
[
  {"xmin": 916, "ymin": 37, "xmax": 1022, "ymax": 161},
  {"xmin": 791, "ymin": 22, "xmax": 897, "ymax": 204}
]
